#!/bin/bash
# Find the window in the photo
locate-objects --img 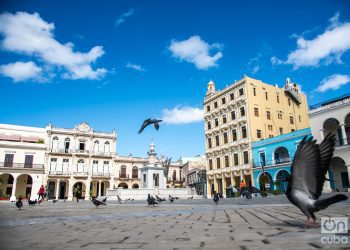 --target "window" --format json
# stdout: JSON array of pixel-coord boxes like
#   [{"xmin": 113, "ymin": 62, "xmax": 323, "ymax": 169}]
[
  {"xmin": 64, "ymin": 138, "xmax": 70, "ymax": 152},
  {"xmin": 206, "ymin": 105, "xmax": 211, "ymax": 112},
  {"xmin": 278, "ymin": 112, "xmax": 282, "ymax": 119},
  {"xmin": 288, "ymin": 98, "xmax": 291, "ymax": 106},
  {"xmin": 103, "ymin": 161, "xmax": 109, "ymax": 173},
  {"xmin": 254, "ymin": 107, "xmax": 259, "ymax": 117},
  {"xmin": 291, "ymin": 129, "xmax": 295, "ymax": 132},
  {"xmin": 253, "ymin": 88, "xmax": 256, "ymax": 96},
  {"xmin": 277, "ymin": 95, "xmax": 280, "ymax": 103},
  {"xmin": 104, "ymin": 141, "xmax": 110, "ymax": 153},
  {"xmin": 223, "ymin": 115, "xmax": 227, "ymax": 124},
  {"xmin": 240, "ymin": 107, "xmax": 245, "ymax": 116},
  {"xmin": 243, "ymin": 151, "xmax": 249, "ymax": 164},
  {"xmin": 216, "ymin": 158, "xmax": 221, "ymax": 169},
  {"xmin": 4, "ymin": 154, "xmax": 14, "ymax": 167},
  {"xmin": 215, "ymin": 135, "xmax": 220, "ymax": 146},
  {"xmin": 132, "ymin": 166, "xmax": 138, "ymax": 178},
  {"xmin": 268, "ymin": 125, "xmax": 273, "ymax": 131},
  {"xmin": 232, "ymin": 129, "xmax": 237, "ymax": 141},
  {"xmin": 24, "ymin": 155, "xmax": 33, "ymax": 168},
  {"xmin": 79, "ymin": 141, "xmax": 85, "ymax": 151},
  {"xmin": 239, "ymin": 88, "xmax": 244, "ymax": 96},
  {"xmin": 230, "ymin": 93, "xmax": 234, "ymax": 100},
  {"xmin": 290, "ymin": 116, "xmax": 294, "ymax": 124},
  {"xmin": 257, "ymin": 130, "xmax": 261, "ymax": 138},
  {"xmin": 120, "ymin": 165, "xmax": 127, "ymax": 178},
  {"xmin": 209, "ymin": 159, "xmax": 213, "ymax": 170},
  {"xmin": 92, "ymin": 160, "xmax": 98, "ymax": 173},
  {"xmin": 94, "ymin": 140, "xmax": 99, "ymax": 152},
  {"xmin": 266, "ymin": 111, "xmax": 271, "ymax": 120},
  {"xmin": 173, "ymin": 170, "xmax": 177, "ymax": 181},
  {"xmin": 265, "ymin": 92, "xmax": 268, "ymax": 100},
  {"xmin": 52, "ymin": 136, "xmax": 59, "ymax": 149},
  {"xmin": 222, "ymin": 97, "xmax": 226, "ymax": 105},
  {"xmin": 225, "ymin": 155, "xmax": 229, "ymax": 168},
  {"xmin": 269, "ymin": 135, "xmax": 273, "ymax": 138},
  {"xmin": 207, "ymin": 122, "xmax": 211, "ymax": 130},
  {"xmin": 234, "ymin": 154, "xmax": 239, "ymax": 166},
  {"xmin": 214, "ymin": 102, "xmax": 218, "ymax": 108},
  {"xmin": 231, "ymin": 111, "xmax": 236, "ymax": 120},
  {"xmin": 63, "ymin": 159, "xmax": 69, "ymax": 172},
  {"xmin": 208, "ymin": 138, "xmax": 212, "ymax": 149},
  {"xmin": 279, "ymin": 127, "xmax": 283, "ymax": 135},
  {"xmin": 223, "ymin": 132, "xmax": 228, "ymax": 144},
  {"xmin": 299, "ymin": 115, "xmax": 301, "ymax": 122},
  {"xmin": 50, "ymin": 158, "xmax": 57, "ymax": 172},
  {"xmin": 215, "ymin": 118, "xmax": 219, "ymax": 127},
  {"xmin": 242, "ymin": 126, "xmax": 247, "ymax": 138}
]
